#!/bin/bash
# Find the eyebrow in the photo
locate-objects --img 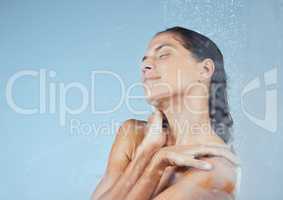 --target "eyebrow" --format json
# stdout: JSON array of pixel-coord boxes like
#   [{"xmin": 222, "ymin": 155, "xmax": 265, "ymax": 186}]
[{"xmin": 141, "ymin": 43, "xmax": 176, "ymax": 62}]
